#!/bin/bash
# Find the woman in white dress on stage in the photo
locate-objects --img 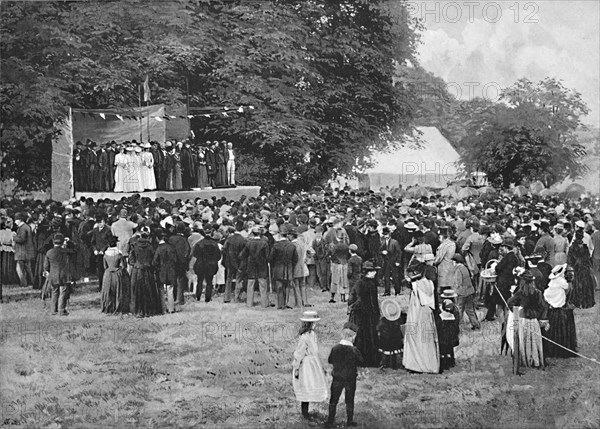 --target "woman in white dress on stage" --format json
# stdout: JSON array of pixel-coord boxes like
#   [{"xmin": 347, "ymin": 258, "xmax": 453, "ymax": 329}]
[
  {"xmin": 133, "ymin": 146, "xmax": 145, "ymax": 192},
  {"xmin": 141, "ymin": 143, "xmax": 156, "ymax": 191},
  {"xmin": 114, "ymin": 145, "xmax": 128, "ymax": 192},
  {"xmin": 122, "ymin": 146, "xmax": 138, "ymax": 193}
]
